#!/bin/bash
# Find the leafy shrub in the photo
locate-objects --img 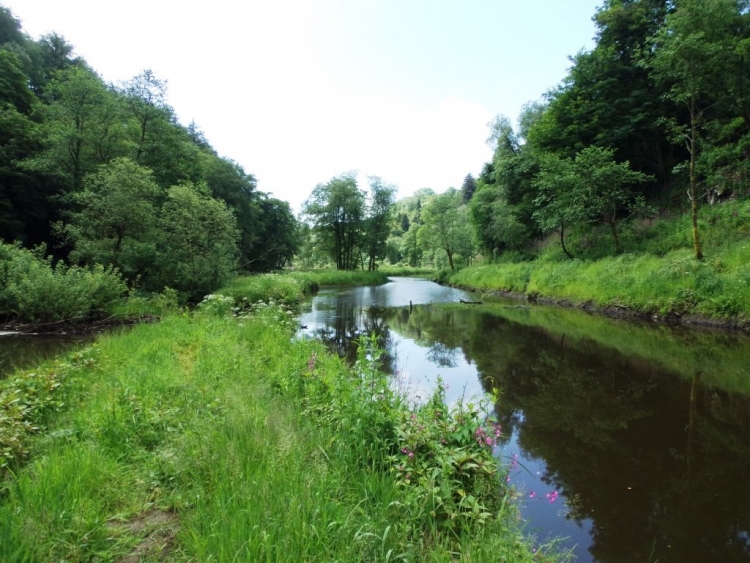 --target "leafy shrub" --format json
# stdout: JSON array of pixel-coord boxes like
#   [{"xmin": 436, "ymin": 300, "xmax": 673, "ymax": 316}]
[
  {"xmin": 0, "ymin": 349, "xmax": 94, "ymax": 478},
  {"xmin": 390, "ymin": 381, "xmax": 504, "ymax": 533},
  {"xmin": 0, "ymin": 242, "xmax": 126, "ymax": 322},
  {"xmin": 283, "ymin": 332, "xmax": 507, "ymax": 540}
]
